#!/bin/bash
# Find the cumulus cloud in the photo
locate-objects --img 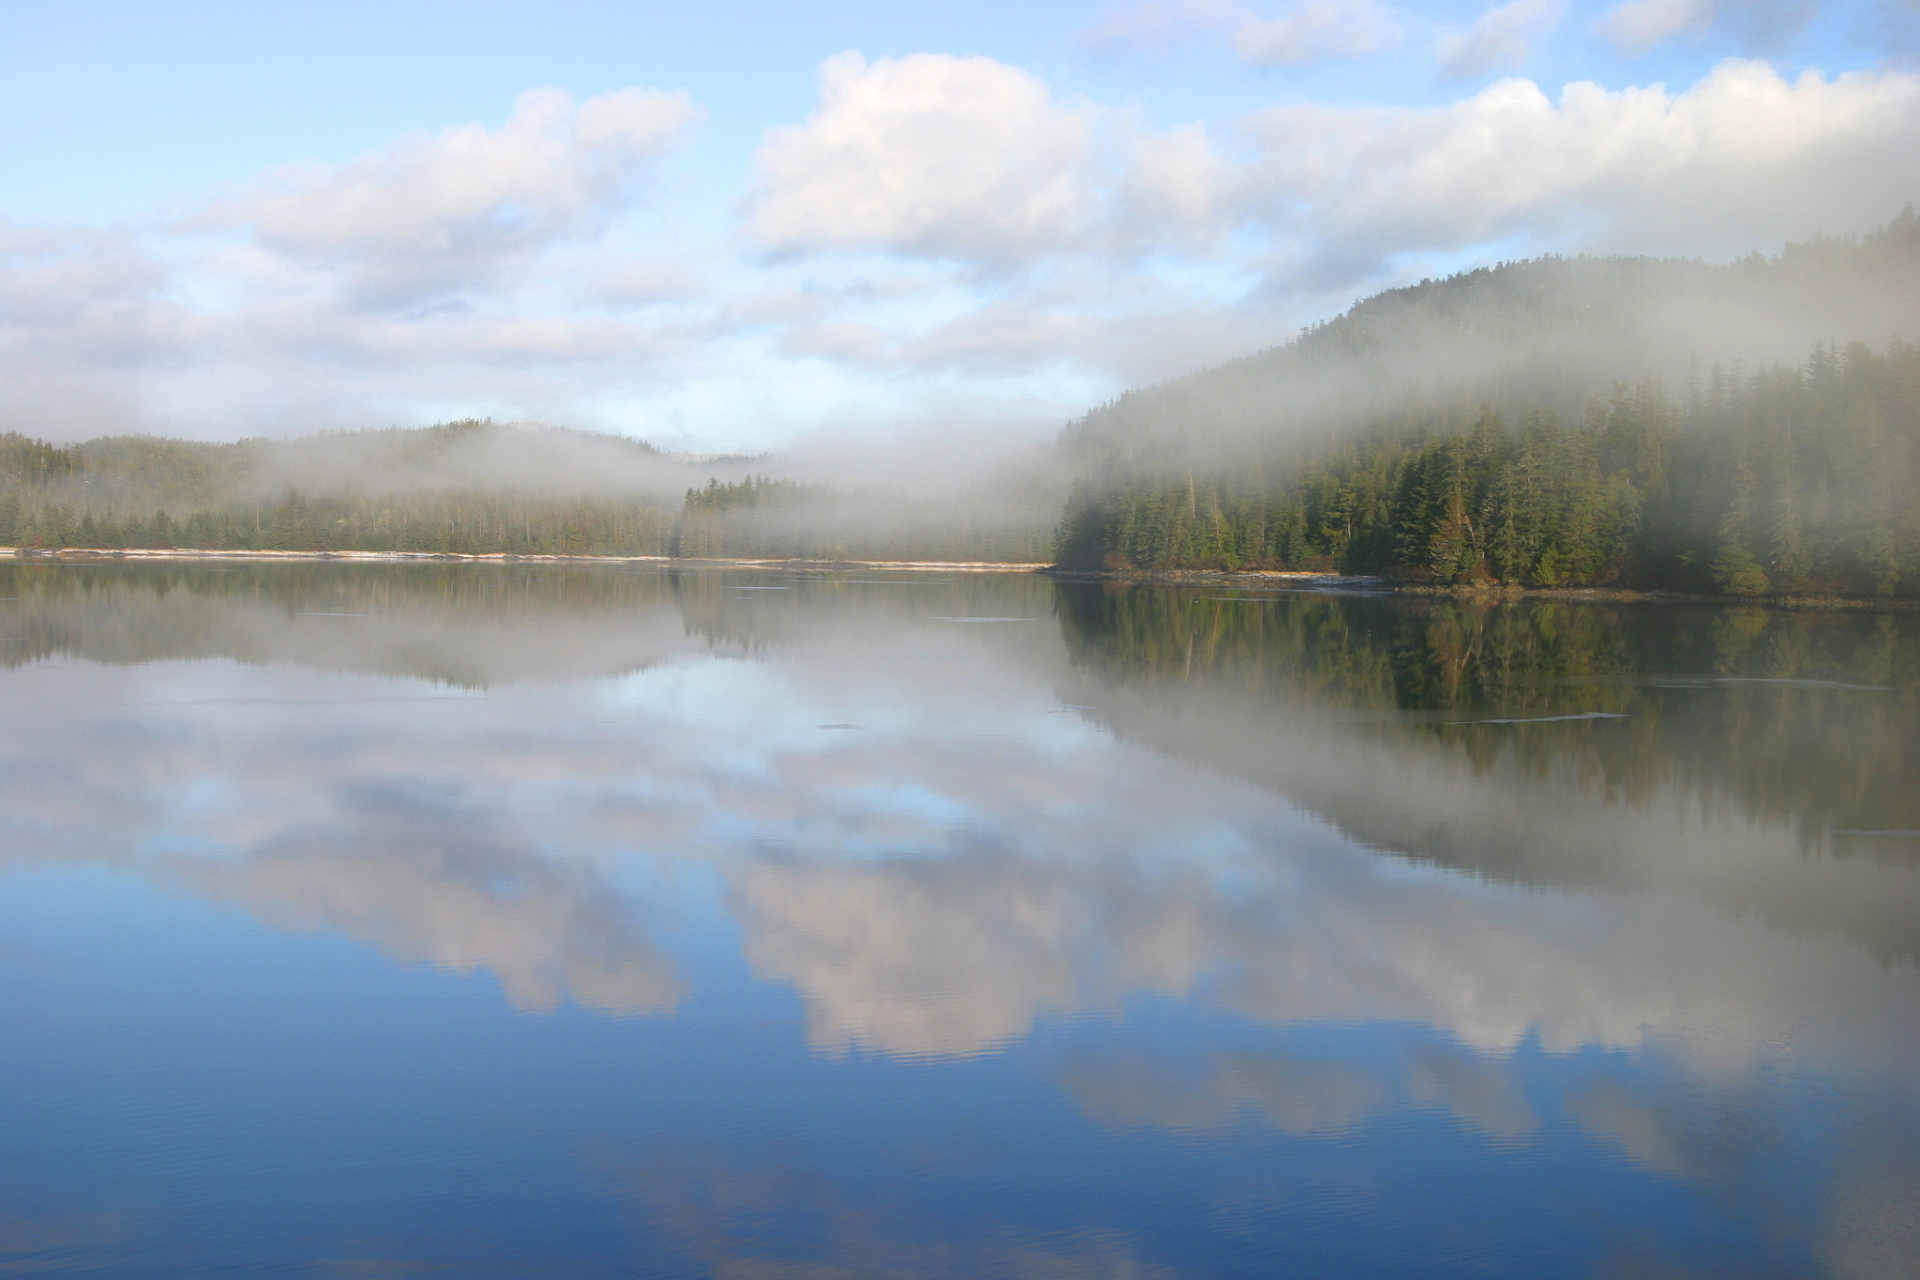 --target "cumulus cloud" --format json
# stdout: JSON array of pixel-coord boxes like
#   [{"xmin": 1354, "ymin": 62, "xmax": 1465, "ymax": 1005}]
[
  {"xmin": 0, "ymin": 222, "xmax": 209, "ymax": 436},
  {"xmin": 197, "ymin": 86, "xmax": 699, "ymax": 306},
  {"xmin": 1231, "ymin": 0, "xmax": 1404, "ymax": 66},
  {"xmin": 1596, "ymin": 0, "xmax": 1816, "ymax": 56},
  {"xmin": 0, "ymin": 222, "xmax": 208, "ymax": 381},
  {"xmin": 1115, "ymin": 122, "xmax": 1230, "ymax": 243},
  {"xmin": 1242, "ymin": 58, "xmax": 1920, "ymax": 282},
  {"xmin": 0, "ymin": 224, "xmax": 163, "ymax": 335},
  {"xmin": 1081, "ymin": 0, "xmax": 1239, "ymax": 51},
  {"xmin": 749, "ymin": 51, "xmax": 1235, "ymax": 273},
  {"xmin": 1083, "ymin": 0, "xmax": 1402, "ymax": 67},
  {"xmin": 1595, "ymin": 0, "xmax": 1715, "ymax": 51},
  {"xmin": 1438, "ymin": 0, "xmax": 1567, "ymax": 79},
  {"xmin": 29, "ymin": 86, "xmax": 712, "ymax": 438},
  {"xmin": 751, "ymin": 52, "xmax": 1098, "ymax": 266}
]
